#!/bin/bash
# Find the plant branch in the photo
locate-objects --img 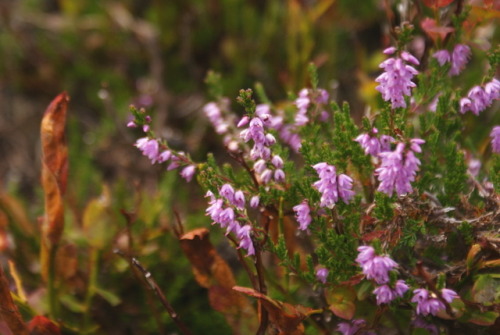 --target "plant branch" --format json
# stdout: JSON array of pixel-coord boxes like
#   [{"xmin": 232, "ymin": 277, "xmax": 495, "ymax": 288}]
[{"xmin": 115, "ymin": 250, "xmax": 193, "ymax": 335}]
